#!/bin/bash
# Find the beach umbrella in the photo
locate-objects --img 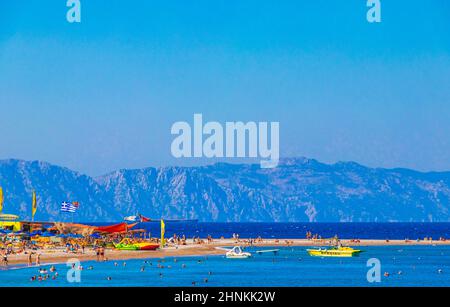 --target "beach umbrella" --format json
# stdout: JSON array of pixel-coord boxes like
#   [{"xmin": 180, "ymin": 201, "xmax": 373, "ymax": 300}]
[
  {"xmin": 41, "ymin": 232, "xmax": 55, "ymax": 237},
  {"xmin": 10, "ymin": 232, "xmax": 25, "ymax": 236},
  {"xmin": 30, "ymin": 230, "xmax": 42, "ymax": 236},
  {"xmin": 57, "ymin": 234, "xmax": 68, "ymax": 238},
  {"xmin": 90, "ymin": 233, "xmax": 101, "ymax": 239}
]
